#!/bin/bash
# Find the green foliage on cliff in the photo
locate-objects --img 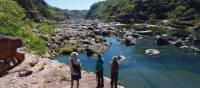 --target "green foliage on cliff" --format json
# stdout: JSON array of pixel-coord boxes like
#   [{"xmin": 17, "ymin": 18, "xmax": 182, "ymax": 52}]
[
  {"xmin": 87, "ymin": 0, "xmax": 200, "ymax": 22},
  {"xmin": 87, "ymin": 0, "xmax": 133, "ymax": 21},
  {"xmin": 0, "ymin": 0, "xmax": 47, "ymax": 55},
  {"xmin": 60, "ymin": 43, "xmax": 77, "ymax": 55},
  {"xmin": 35, "ymin": 4, "xmax": 68, "ymax": 20},
  {"xmin": 0, "ymin": 0, "xmax": 25, "ymax": 35},
  {"xmin": 39, "ymin": 23, "xmax": 53, "ymax": 35}
]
